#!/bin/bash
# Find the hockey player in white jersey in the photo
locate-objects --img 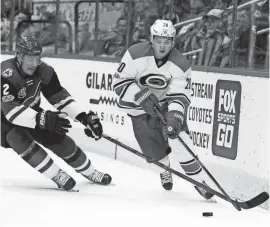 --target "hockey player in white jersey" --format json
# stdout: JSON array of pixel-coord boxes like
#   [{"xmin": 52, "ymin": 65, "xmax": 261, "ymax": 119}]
[{"xmin": 114, "ymin": 19, "xmax": 214, "ymax": 200}]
